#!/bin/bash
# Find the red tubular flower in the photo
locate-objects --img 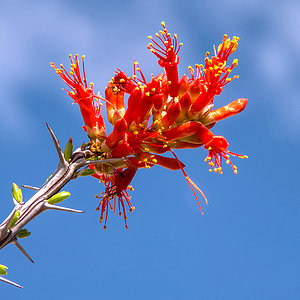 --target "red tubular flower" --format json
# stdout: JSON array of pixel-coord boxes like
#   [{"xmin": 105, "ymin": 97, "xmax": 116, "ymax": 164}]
[
  {"xmin": 52, "ymin": 23, "xmax": 248, "ymax": 229},
  {"xmin": 51, "ymin": 55, "xmax": 106, "ymax": 140},
  {"xmin": 93, "ymin": 165, "xmax": 138, "ymax": 229},
  {"xmin": 148, "ymin": 21, "xmax": 183, "ymax": 97}
]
